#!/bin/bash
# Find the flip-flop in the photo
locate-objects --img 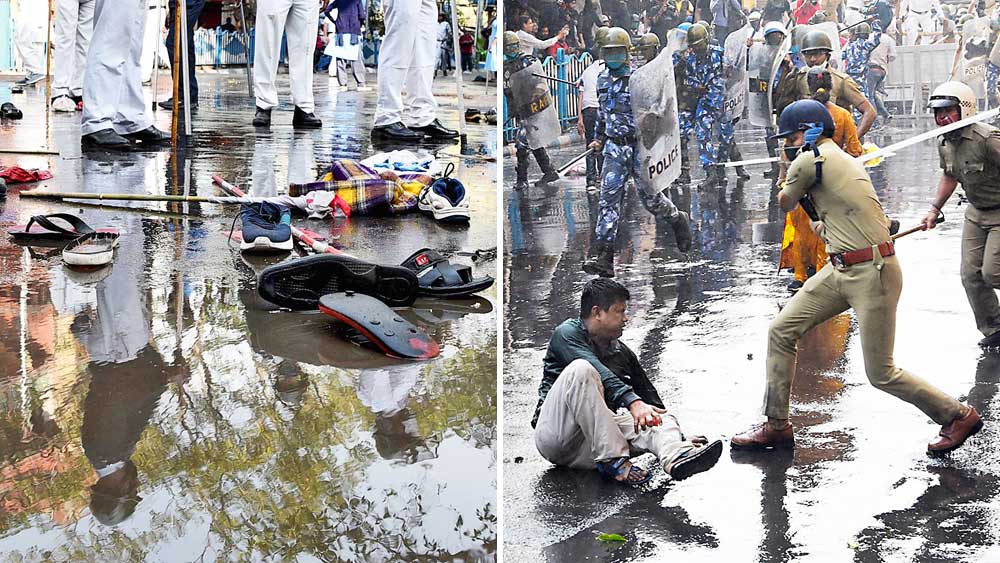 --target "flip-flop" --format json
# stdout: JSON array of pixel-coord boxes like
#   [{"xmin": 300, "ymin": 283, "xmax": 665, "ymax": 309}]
[
  {"xmin": 257, "ymin": 254, "xmax": 419, "ymax": 310},
  {"xmin": 595, "ymin": 457, "xmax": 652, "ymax": 487},
  {"xmin": 9, "ymin": 213, "xmax": 118, "ymax": 242},
  {"xmin": 669, "ymin": 440, "xmax": 723, "ymax": 481},
  {"xmin": 401, "ymin": 248, "xmax": 494, "ymax": 298},
  {"xmin": 1, "ymin": 103, "xmax": 23, "ymax": 120},
  {"xmin": 318, "ymin": 292, "xmax": 440, "ymax": 359},
  {"xmin": 62, "ymin": 231, "xmax": 120, "ymax": 267}
]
